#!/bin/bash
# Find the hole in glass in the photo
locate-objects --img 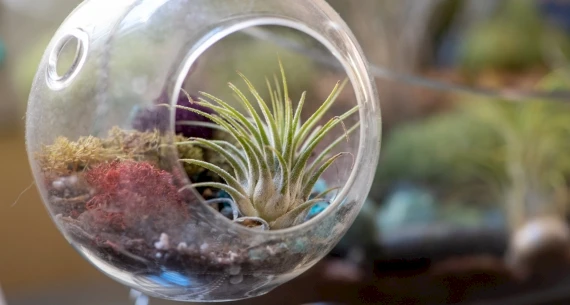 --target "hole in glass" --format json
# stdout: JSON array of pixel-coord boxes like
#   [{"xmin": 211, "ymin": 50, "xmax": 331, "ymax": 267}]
[
  {"xmin": 47, "ymin": 29, "xmax": 88, "ymax": 89},
  {"xmin": 56, "ymin": 37, "xmax": 79, "ymax": 78}
]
